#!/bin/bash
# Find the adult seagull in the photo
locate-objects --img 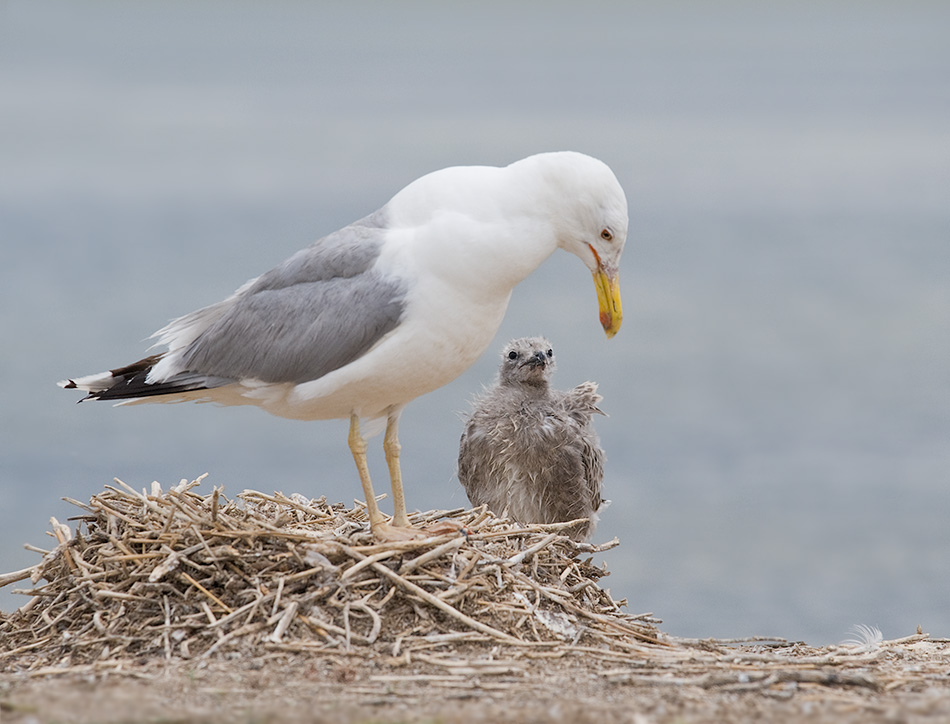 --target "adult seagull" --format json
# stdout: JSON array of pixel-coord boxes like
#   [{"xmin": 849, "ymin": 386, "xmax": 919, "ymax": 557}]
[{"xmin": 59, "ymin": 151, "xmax": 628, "ymax": 539}]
